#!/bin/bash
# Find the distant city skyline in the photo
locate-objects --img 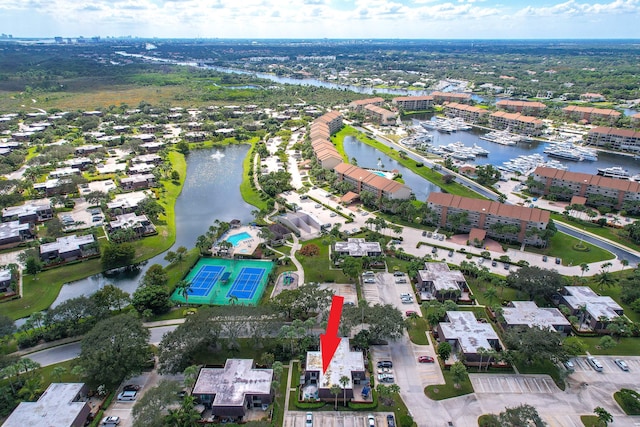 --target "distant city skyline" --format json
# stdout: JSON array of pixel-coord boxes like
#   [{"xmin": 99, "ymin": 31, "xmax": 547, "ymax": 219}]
[{"xmin": 1, "ymin": 0, "xmax": 639, "ymax": 39}]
